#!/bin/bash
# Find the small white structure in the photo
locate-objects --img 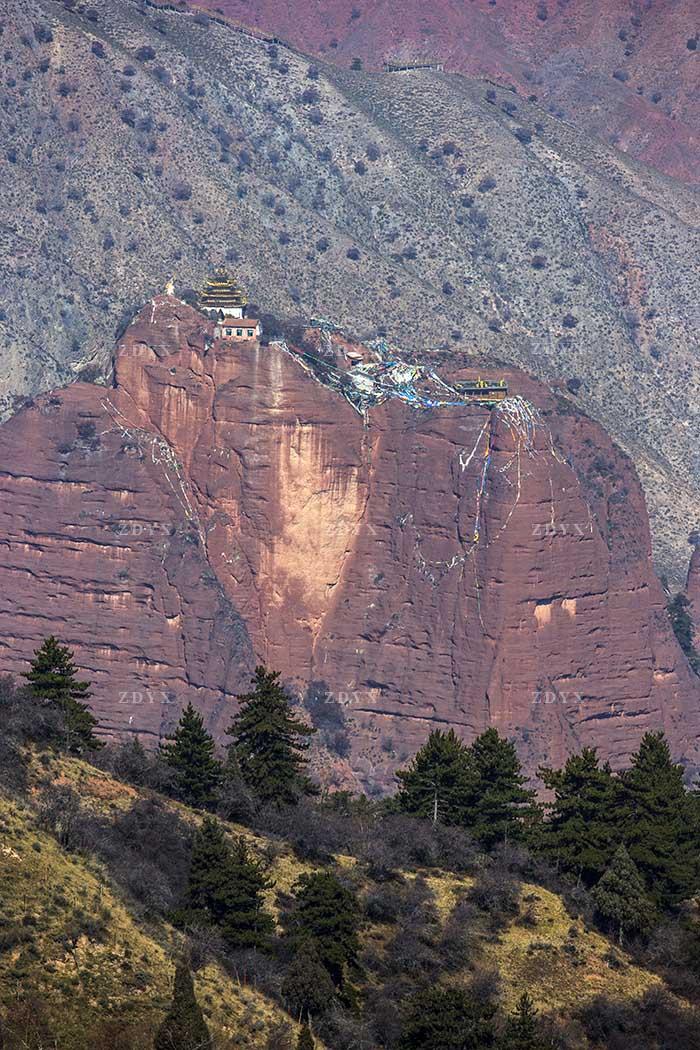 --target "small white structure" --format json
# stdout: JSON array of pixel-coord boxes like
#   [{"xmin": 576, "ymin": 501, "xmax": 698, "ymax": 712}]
[{"xmin": 215, "ymin": 317, "xmax": 262, "ymax": 342}]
